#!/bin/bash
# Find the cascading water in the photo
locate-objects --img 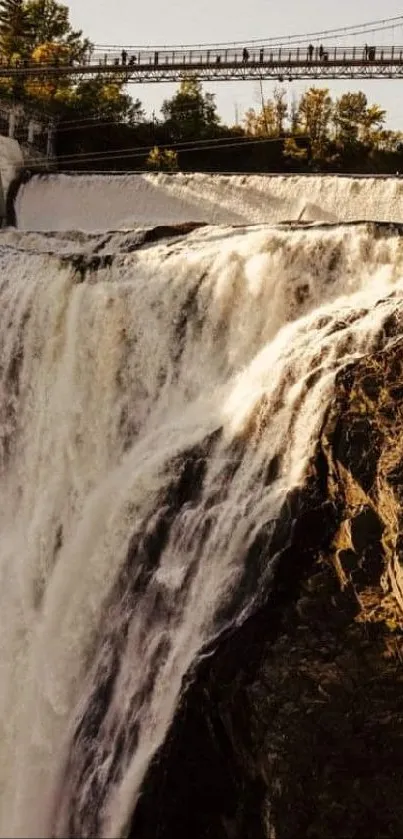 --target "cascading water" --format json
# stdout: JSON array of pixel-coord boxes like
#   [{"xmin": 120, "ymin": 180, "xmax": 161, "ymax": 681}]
[
  {"xmin": 15, "ymin": 171, "xmax": 403, "ymax": 230},
  {"xmin": 2, "ymin": 172, "xmax": 403, "ymax": 838}
]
